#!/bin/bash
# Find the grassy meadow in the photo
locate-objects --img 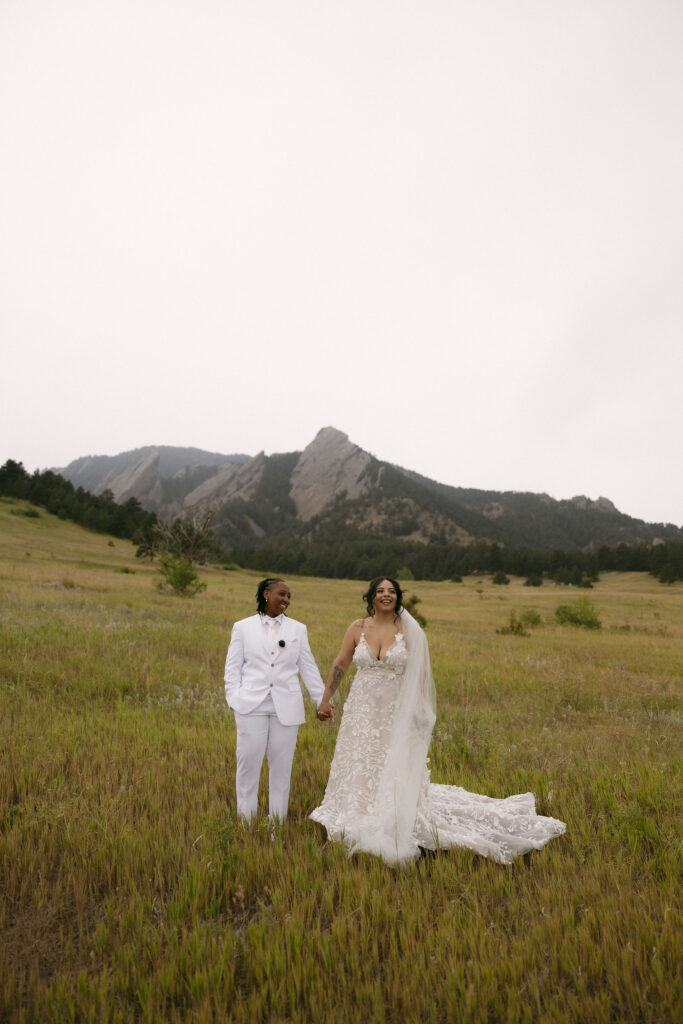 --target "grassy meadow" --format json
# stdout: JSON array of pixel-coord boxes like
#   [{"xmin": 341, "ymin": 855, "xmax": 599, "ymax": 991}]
[{"xmin": 1, "ymin": 496, "xmax": 681, "ymax": 1023}]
